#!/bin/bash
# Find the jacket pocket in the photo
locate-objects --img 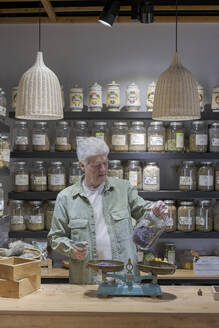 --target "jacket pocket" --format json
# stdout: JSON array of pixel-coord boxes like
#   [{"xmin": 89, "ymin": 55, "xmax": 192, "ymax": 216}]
[
  {"xmin": 68, "ymin": 219, "xmax": 89, "ymax": 242},
  {"xmin": 111, "ymin": 209, "xmax": 132, "ymax": 241}
]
